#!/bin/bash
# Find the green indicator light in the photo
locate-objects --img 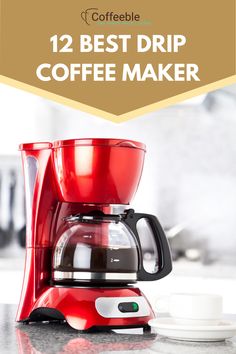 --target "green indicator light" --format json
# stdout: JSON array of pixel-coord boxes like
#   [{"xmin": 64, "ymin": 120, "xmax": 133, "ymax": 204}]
[{"xmin": 132, "ymin": 302, "xmax": 139, "ymax": 311}]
